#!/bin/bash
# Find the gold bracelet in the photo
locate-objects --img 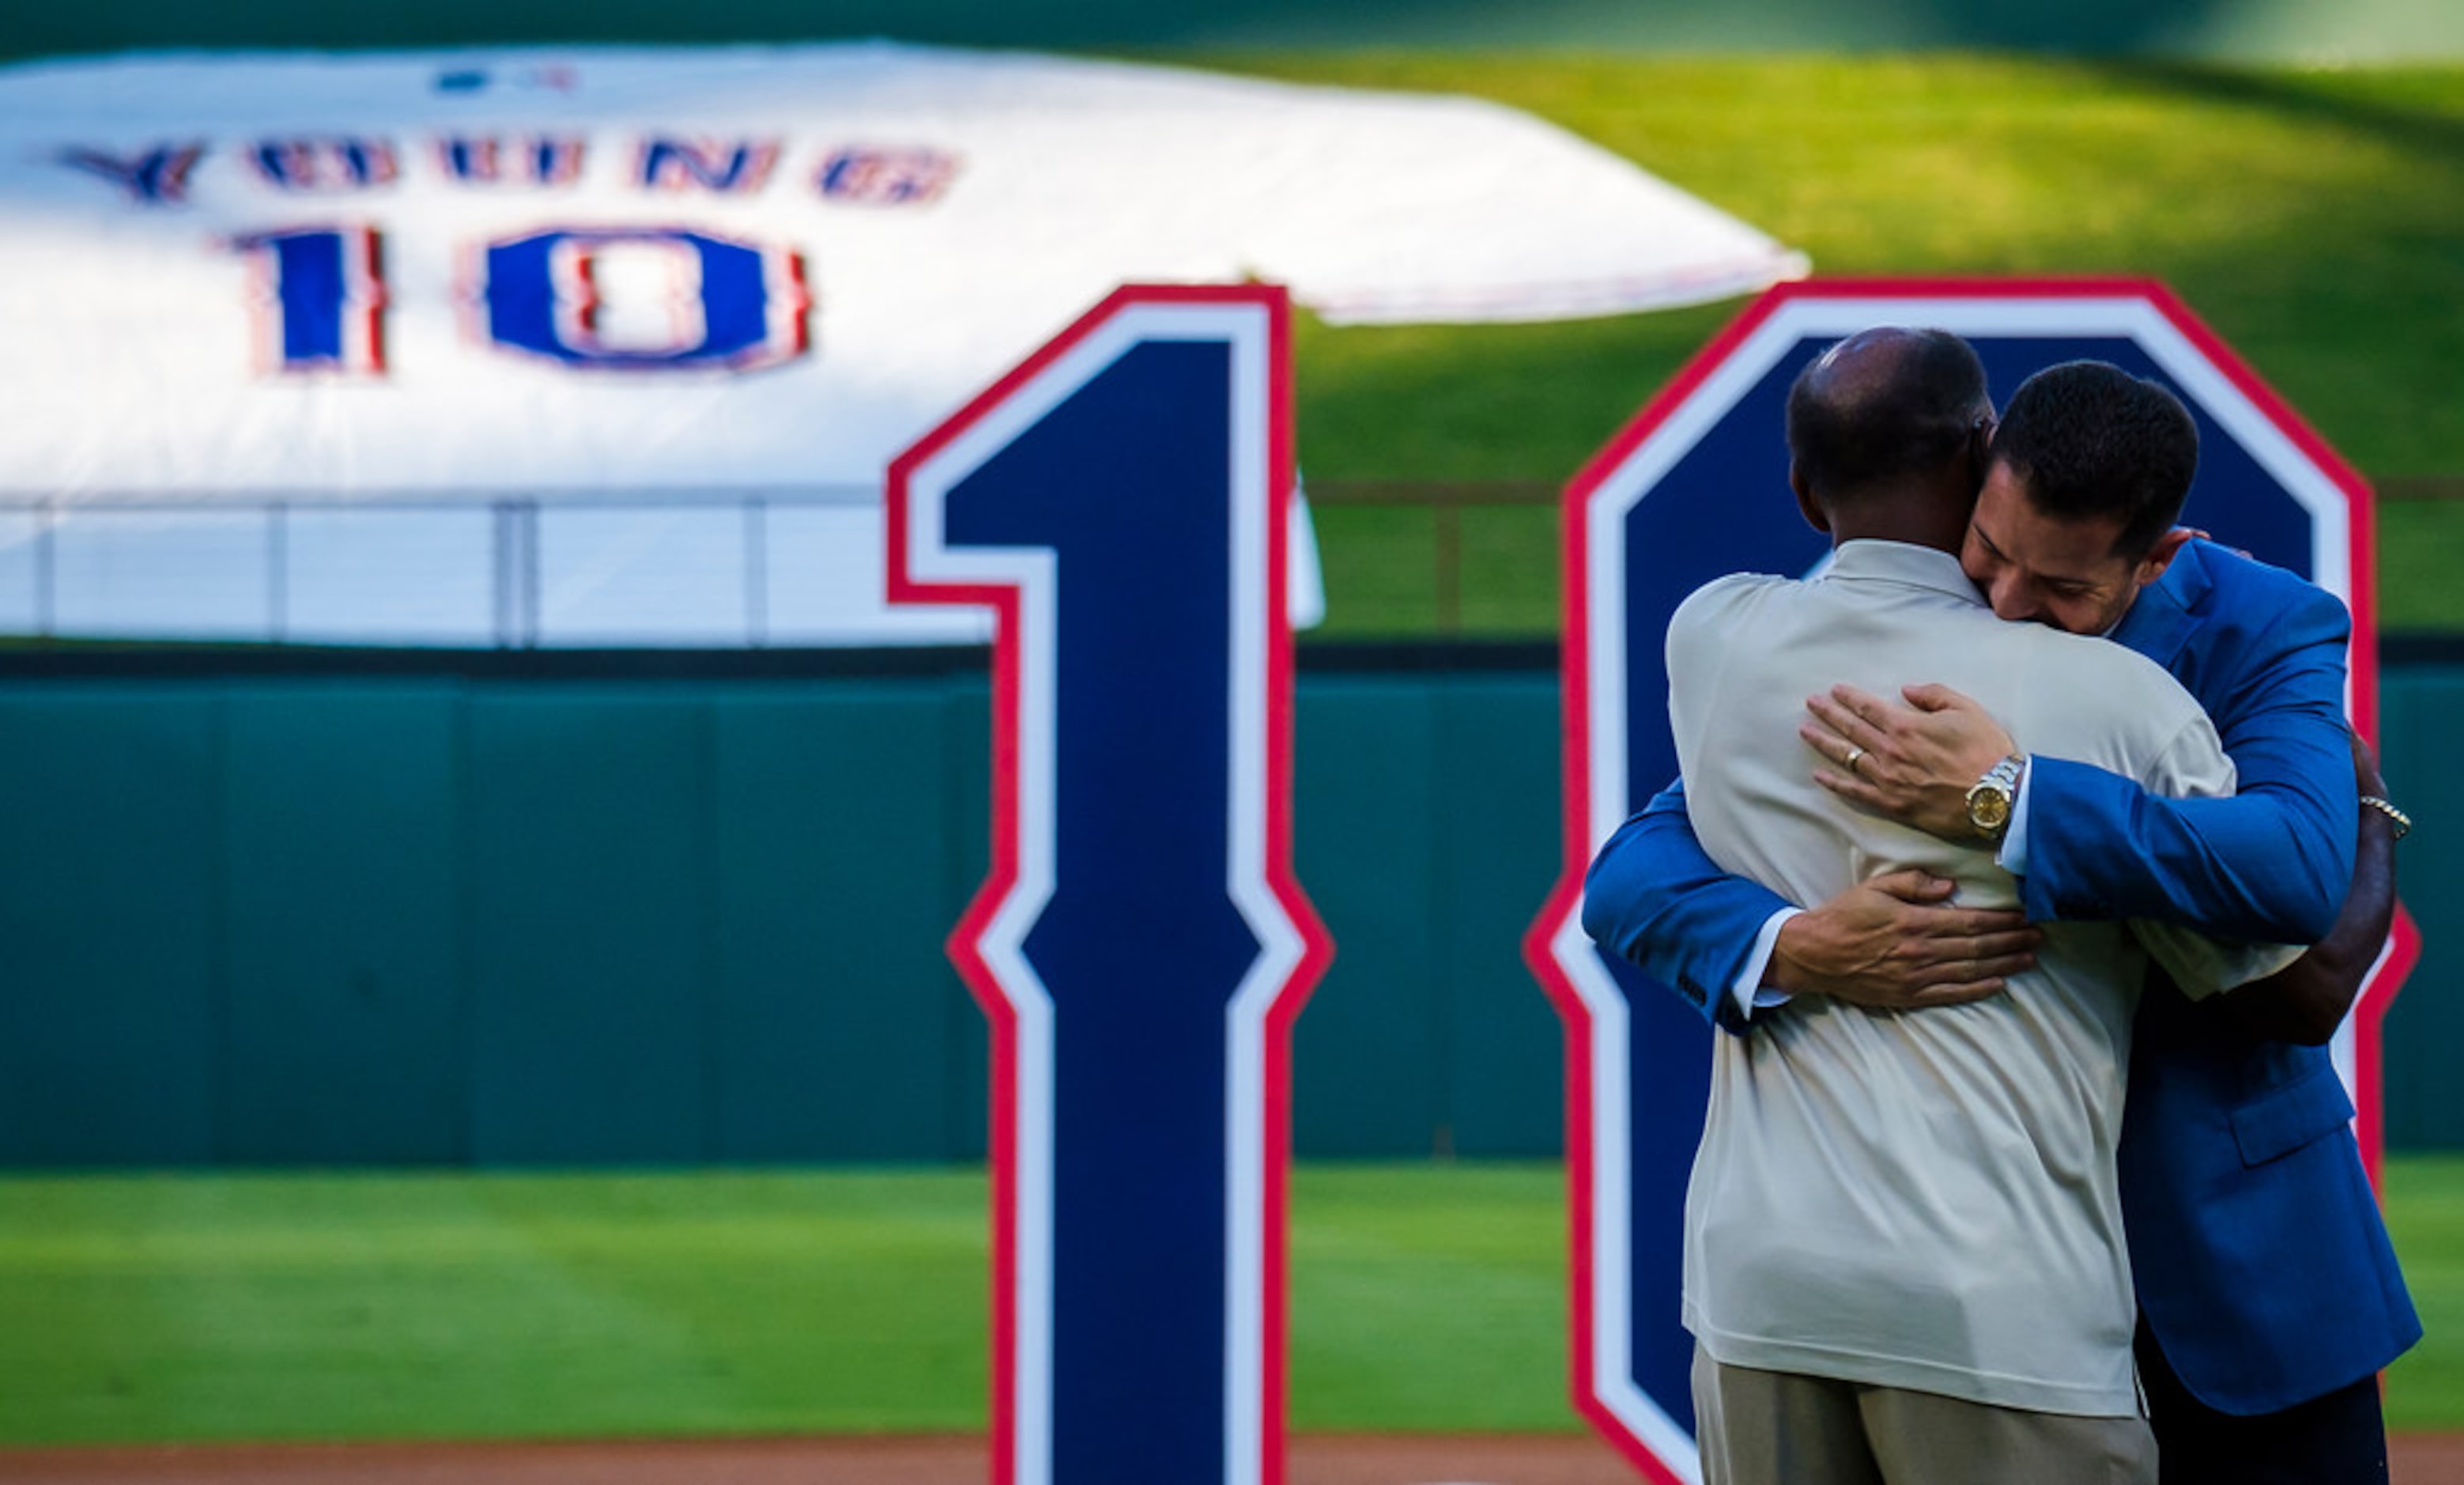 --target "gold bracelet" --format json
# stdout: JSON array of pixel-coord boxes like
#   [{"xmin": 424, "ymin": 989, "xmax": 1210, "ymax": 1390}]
[{"xmin": 2359, "ymin": 794, "xmax": 2413, "ymax": 841}]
